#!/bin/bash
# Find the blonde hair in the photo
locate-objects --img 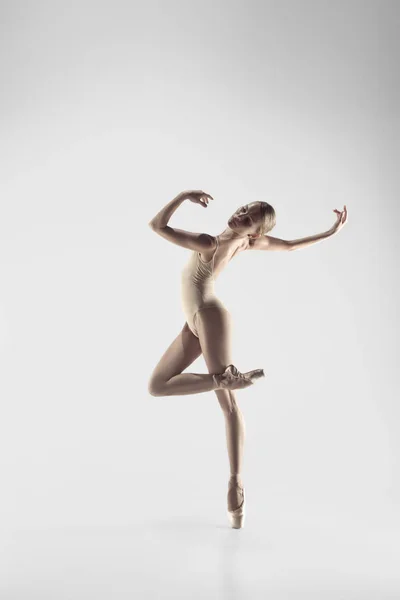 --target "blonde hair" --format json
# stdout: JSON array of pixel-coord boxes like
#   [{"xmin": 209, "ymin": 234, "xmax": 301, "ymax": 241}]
[{"xmin": 248, "ymin": 201, "xmax": 276, "ymax": 242}]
